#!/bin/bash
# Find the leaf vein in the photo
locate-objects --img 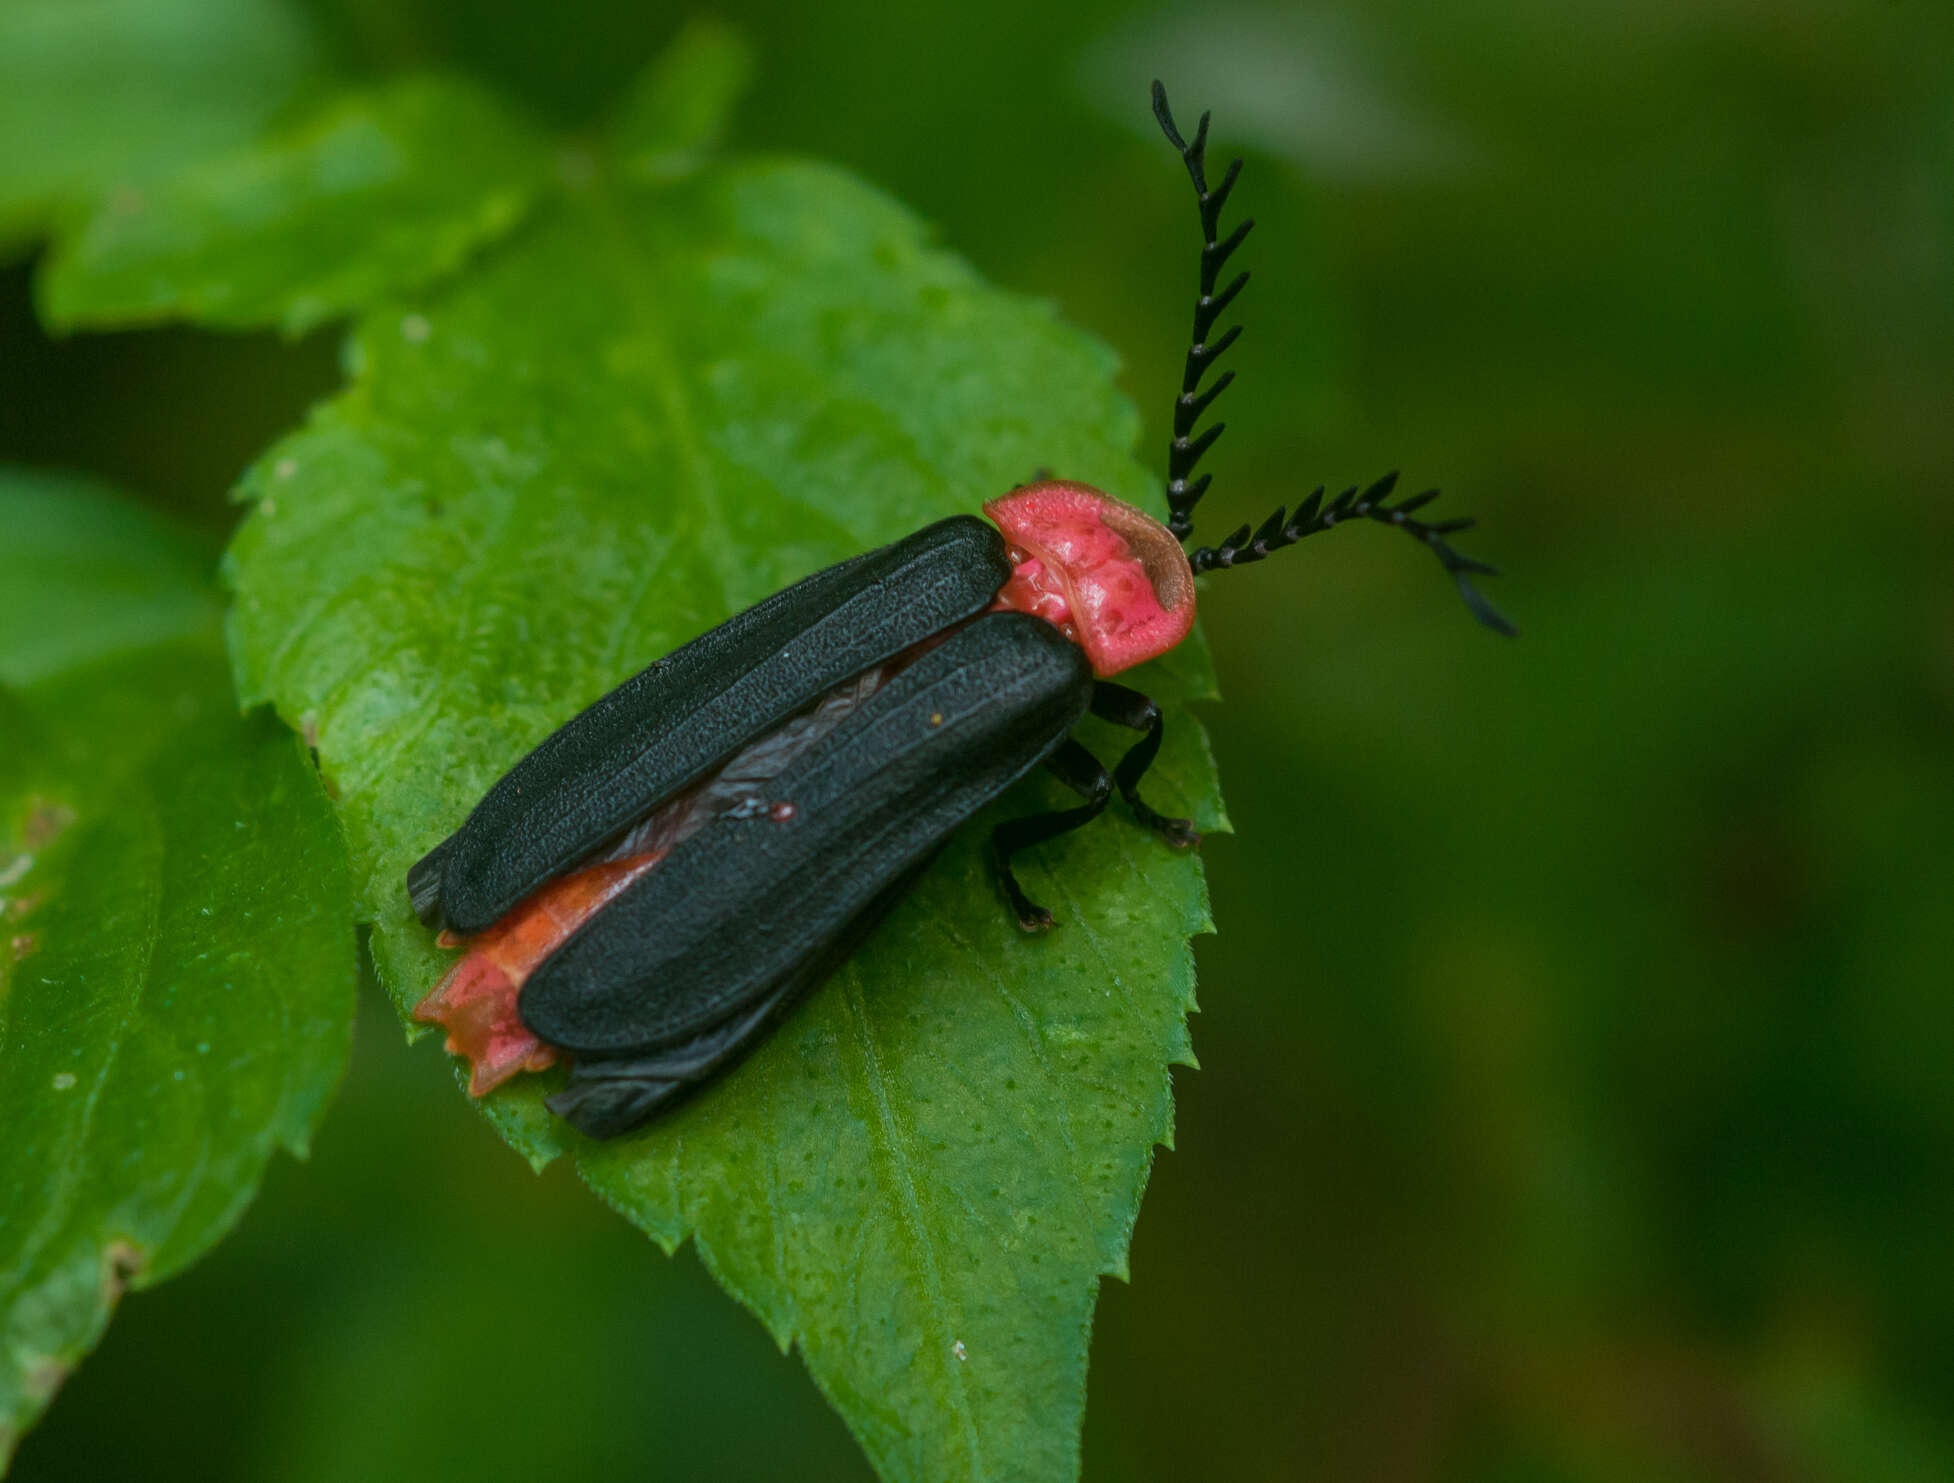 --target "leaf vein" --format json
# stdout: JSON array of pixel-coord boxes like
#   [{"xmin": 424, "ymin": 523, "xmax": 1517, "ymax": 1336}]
[{"xmin": 840, "ymin": 967, "xmax": 987, "ymax": 1478}]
